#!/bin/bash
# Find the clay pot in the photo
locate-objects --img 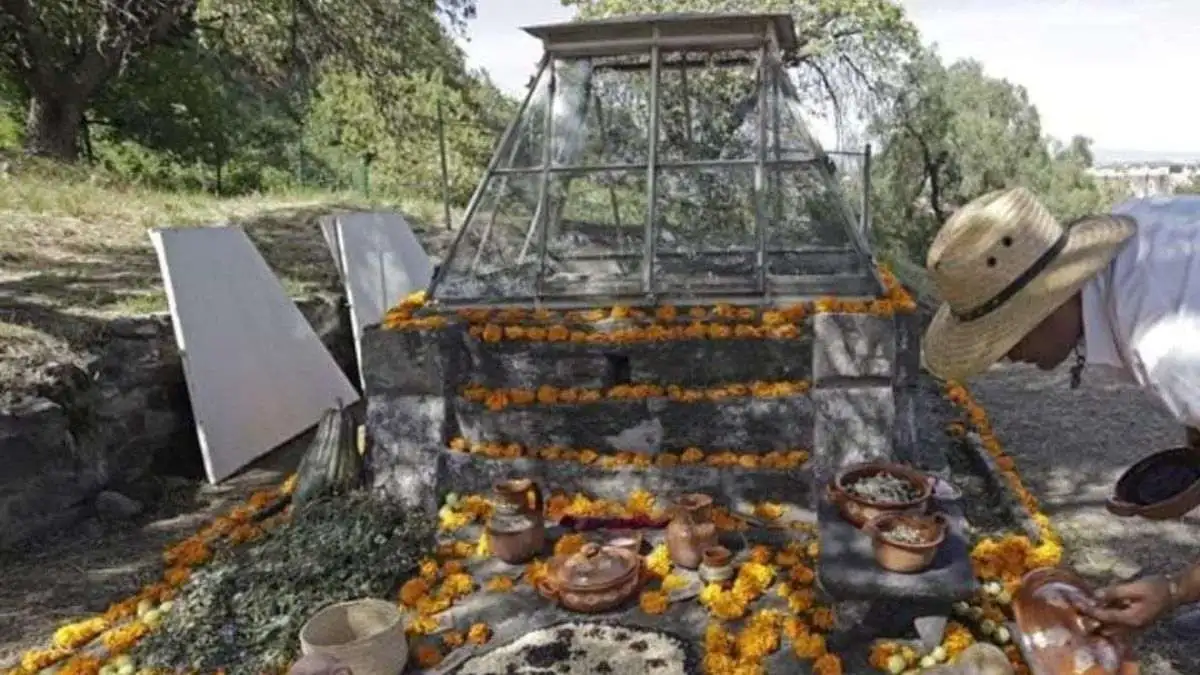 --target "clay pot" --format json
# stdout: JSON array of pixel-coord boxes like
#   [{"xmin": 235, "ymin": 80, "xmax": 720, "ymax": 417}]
[
  {"xmin": 1011, "ymin": 568, "xmax": 1139, "ymax": 675},
  {"xmin": 487, "ymin": 478, "xmax": 545, "ymax": 564},
  {"xmin": 828, "ymin": 462, "xmax": 933, "ymax": 528},
  {"xmin": 536, "ymin": 543, "xmax": 643, "ymax": 613},
  {"xmin": 698, "ymin": 546, "xmax": 734, "ymax": 584},
  {"xmin": 1107, "ymin": 446, "xmax": 1200, "ymax": 520},
  {"xmin": 864, "ymin": 512, "xmax": 947, "ymax": 574},
  {"xmin": 665, "ymin": 493, "xmax": 719, "ymax": 569}
]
